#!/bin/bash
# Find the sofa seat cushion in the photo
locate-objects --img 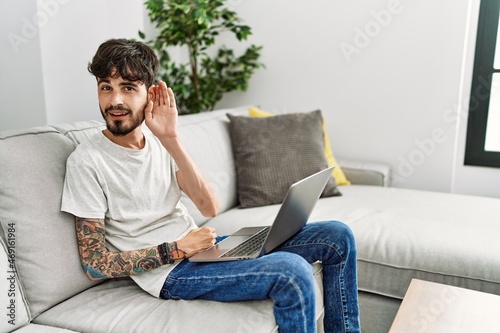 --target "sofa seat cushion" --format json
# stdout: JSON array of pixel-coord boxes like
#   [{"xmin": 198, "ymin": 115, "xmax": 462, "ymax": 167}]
[
  {"xmin": 205, "ymin": 185, "xmax": 500, "ymax": 301},
  {"xmin": 34, "ymin": 278, "xmax": 276, "ymax": 333},
  {"xmin": 34, "ymin": 278, "xmax": 271, "ymax": 333},
  {"xmin": 34, "ymin": 264, "xmax": 323, "ymax": 333},
  {"xmin": 316, "ymin": 186, "xmax": 500, "ymax": 299},
  {"xmin": 13, "ymin": 324, "xmax": 80, "ymax": 333}
]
